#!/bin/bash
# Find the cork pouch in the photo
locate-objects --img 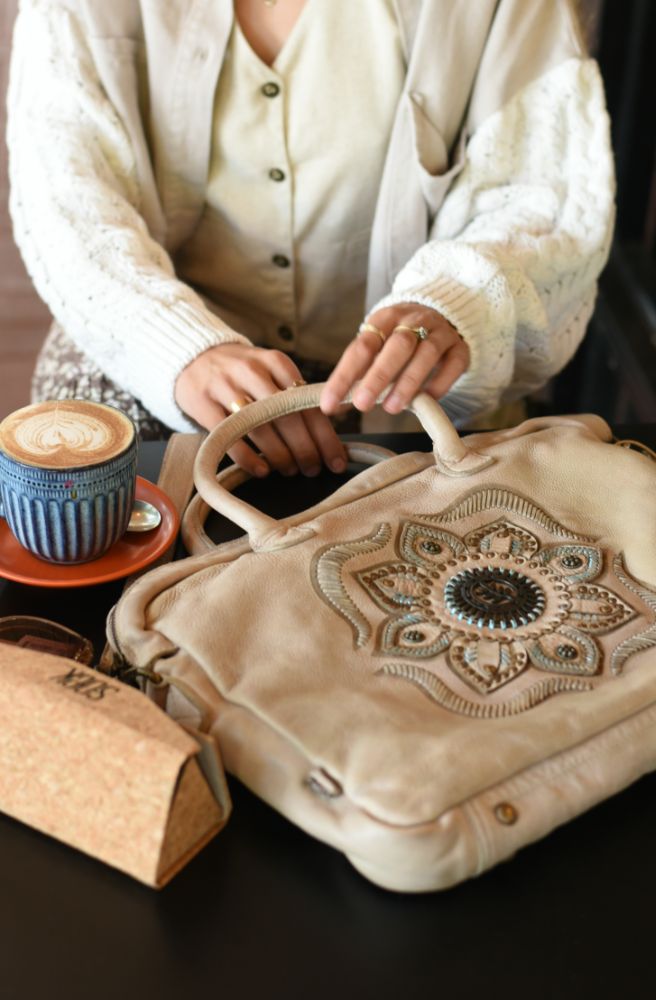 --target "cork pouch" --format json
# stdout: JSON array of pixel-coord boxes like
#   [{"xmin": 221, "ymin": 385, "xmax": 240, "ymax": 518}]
[{"xmin": 0, "ymin": 644, "xmax": 230, "ymax": 886}]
